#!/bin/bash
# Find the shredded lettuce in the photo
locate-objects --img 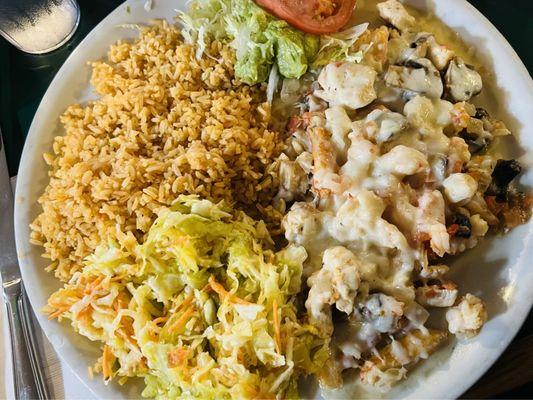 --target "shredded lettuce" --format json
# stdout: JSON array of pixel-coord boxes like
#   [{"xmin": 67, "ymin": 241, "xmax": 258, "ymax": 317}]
[
  {"xmin": 266, "ymin": 63, "xmax": 280, "ymax": 104},
  {"xmin": 46, "ymin": 195, "xmax": 329, "ymax": 399},
  {"xmin": 312, "ymin": 23, "xmax": 369, "ymax": 68},
  {"xmin": 179, "ymin": 0, "xmax": 318, "ymax": 85}
]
